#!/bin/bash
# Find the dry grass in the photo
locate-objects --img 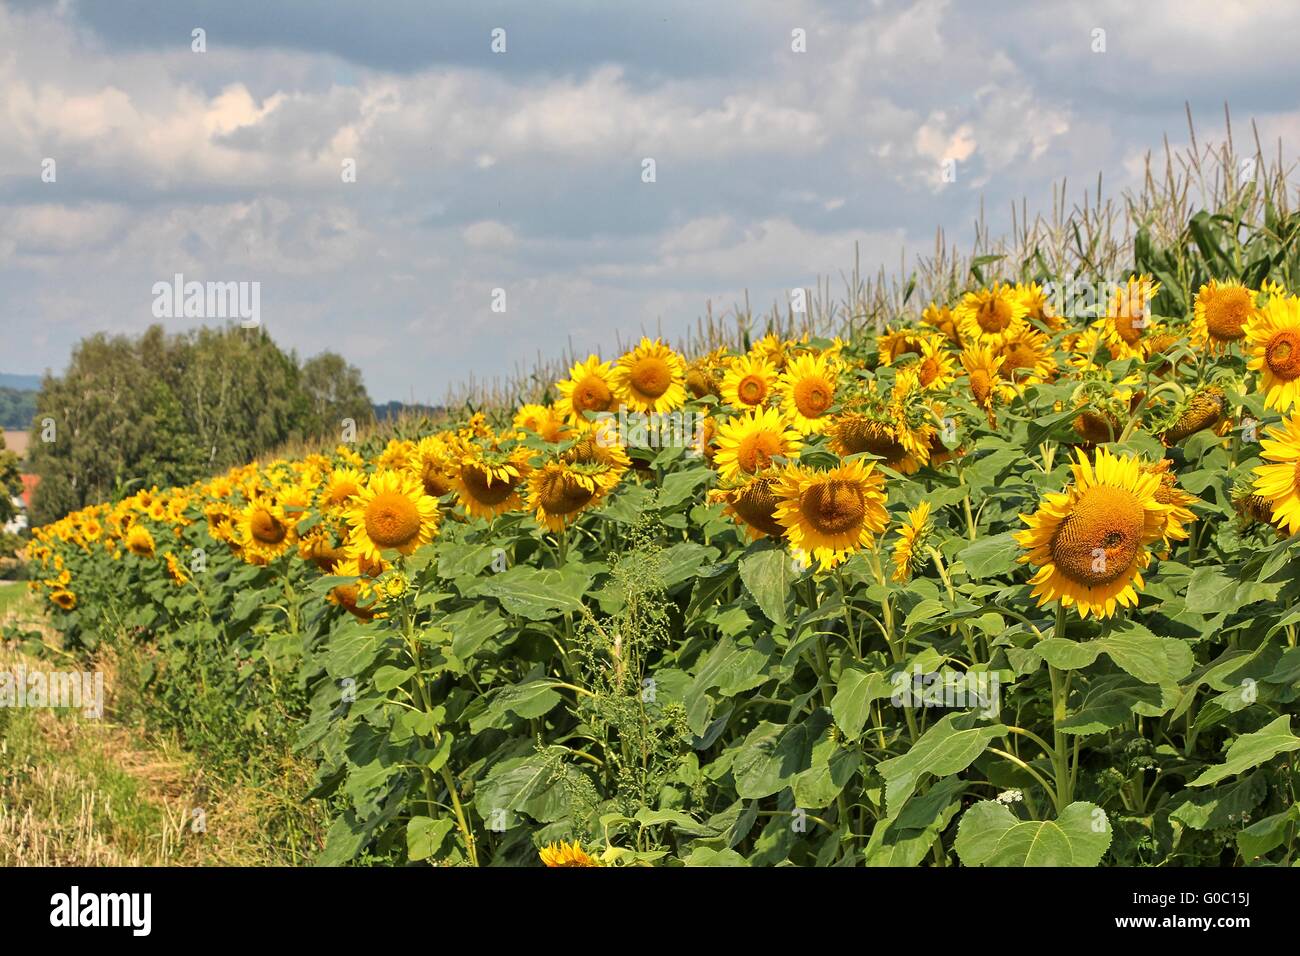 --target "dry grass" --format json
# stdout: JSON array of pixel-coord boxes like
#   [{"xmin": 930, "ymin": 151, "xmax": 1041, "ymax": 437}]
[{"xmin": 0, "ymin": 591, "xmax": 325, "ymax": 866}]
